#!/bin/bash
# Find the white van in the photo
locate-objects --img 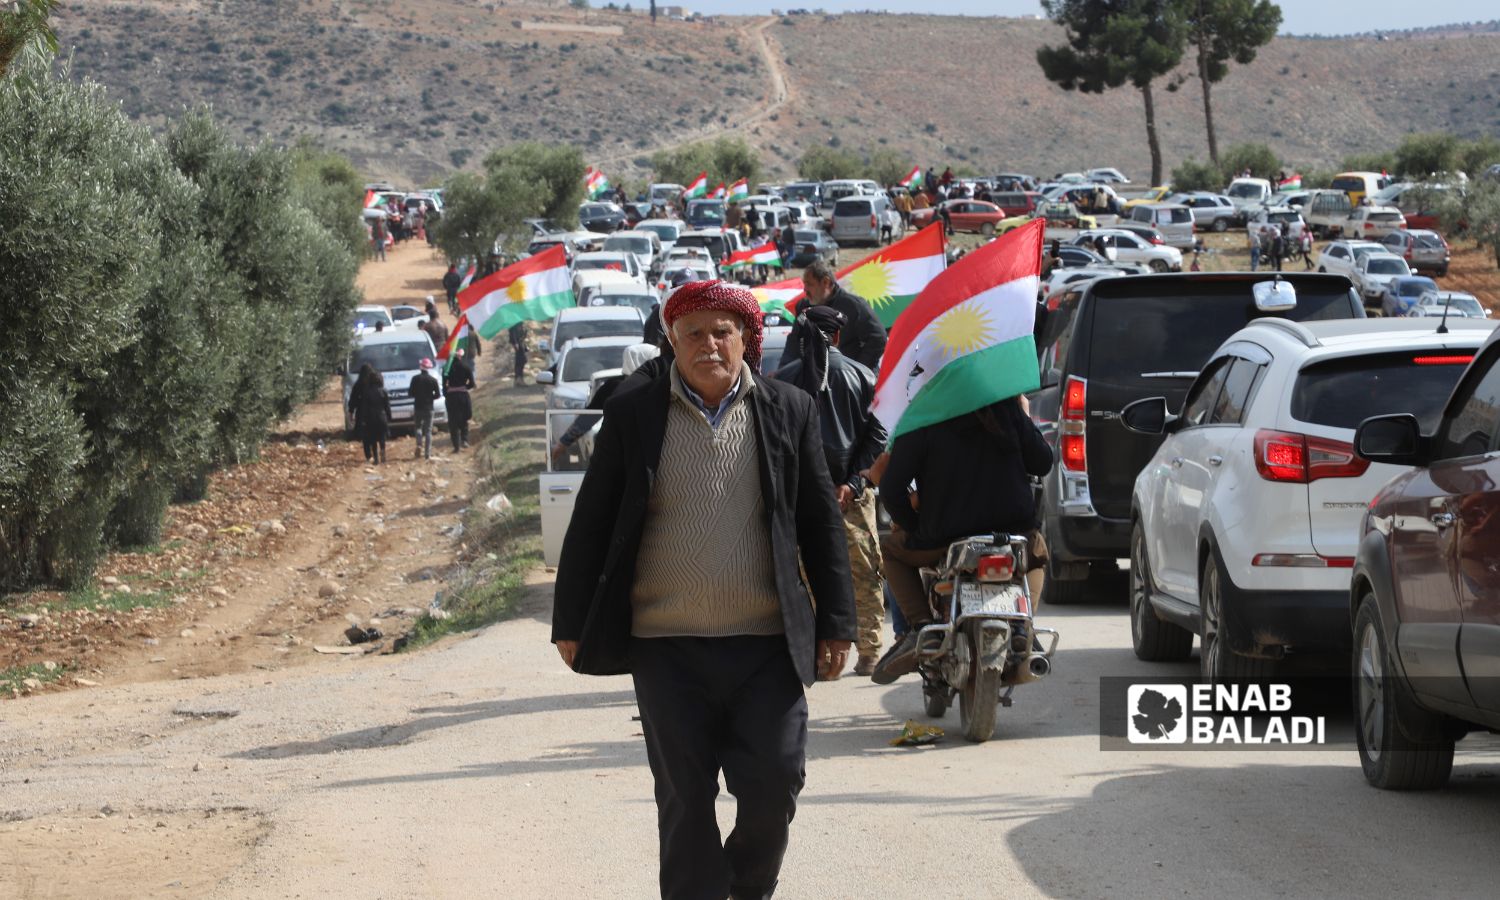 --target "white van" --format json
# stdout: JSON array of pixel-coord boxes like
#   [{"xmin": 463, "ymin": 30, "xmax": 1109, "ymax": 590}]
[
  {"xmin": 342, "ymin": 330, "xmax": 446, "ymax": 436},
  {"xmin": 1225, "ymin": 178, "xmax": 1273, "ymax": 219},
  {"xmin": 1126, "ymin": 203, "xmax": 1195, "ymax": 249},
  {"xmin": 820, "ymin": 179, "xmax": 870, "ymax": 211},
  {"xmin": 831, "ymin": 194, "xmax": 895, "ymax": 247}
]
